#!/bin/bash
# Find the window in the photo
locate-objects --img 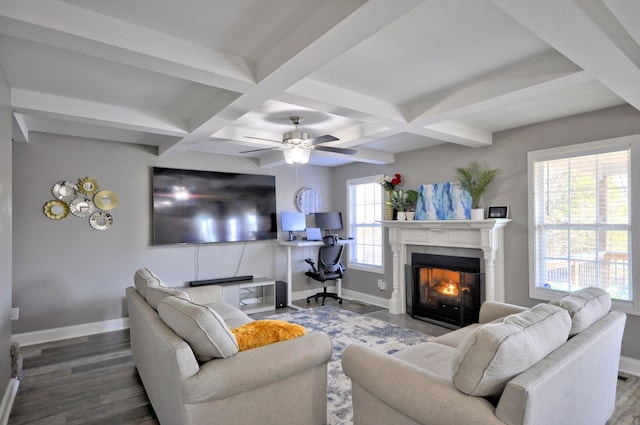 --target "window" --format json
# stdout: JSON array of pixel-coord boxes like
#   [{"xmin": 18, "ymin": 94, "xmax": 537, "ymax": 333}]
[
  {"xmin": 347, "ymin": 176, "xmax": 384, "ymax": 273},
  {"xmin": 528, "ymin": 135, "xmax": 640, "ymax": 312}
]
